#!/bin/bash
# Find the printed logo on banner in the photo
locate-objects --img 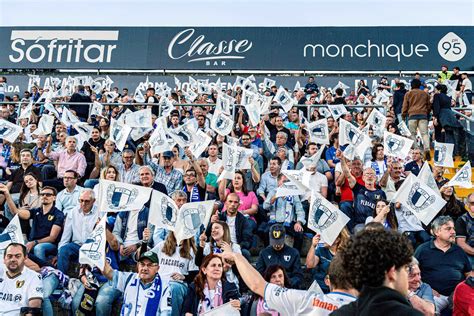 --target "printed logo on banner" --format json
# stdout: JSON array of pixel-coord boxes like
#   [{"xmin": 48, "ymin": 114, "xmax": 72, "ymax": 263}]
[
  {"xmin": 168, "ymin": 28, "xmax": 253, "ymax": 66},
  {"xmin": 434, "ymin": 144, "xmax": 447, "ymax": 164},
  {"xmin": 160, "ymin": 197, "xmax": 177, "ymax": 227},
  {"xmin": 345, "ymin": 125, "xmax": 363, "ymax": 146},
  {"xmin": 183, "ymin": 205, "xmax": 207, "ymax": 233},
  {"xmin": 438, "ymin": 32, "xmax": 467, "ymax": 62},
  {"xmin": 107, "ymin": 185, "xmax": 138, "ymax": 211},
  {"xmin": 407, "ymin": 183, "xmax": 435, "ymax": 212},
  {"xmin": 310, "ymin": 198, "xmax": 338, "ymax": 230},
  {"xmin": 9, "ymin": 30, "xmax": 119, "ymax": 64},
  {"xmin": 386, "ymin": 135, "xmax": 405, "ymax": 154}
]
